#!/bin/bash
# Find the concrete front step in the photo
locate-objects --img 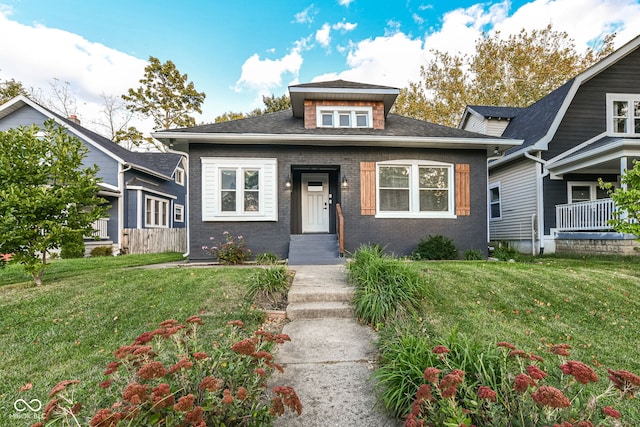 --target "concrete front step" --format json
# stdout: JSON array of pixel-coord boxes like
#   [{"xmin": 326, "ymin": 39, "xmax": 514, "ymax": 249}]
[
  {"xmin": 286, "ymin": 301, "xmax": 355, "ymax": 320},
  {"xmin": 288, "ymin": 286, "xmax": 354, "ymax": 303}
]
